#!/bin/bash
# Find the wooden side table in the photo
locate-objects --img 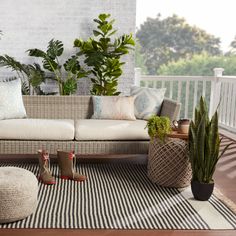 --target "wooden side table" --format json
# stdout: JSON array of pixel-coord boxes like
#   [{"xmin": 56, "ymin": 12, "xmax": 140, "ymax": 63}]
[{"xmin": 147, "ymin": 131, "xmax": 192, "ymax": 188}]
